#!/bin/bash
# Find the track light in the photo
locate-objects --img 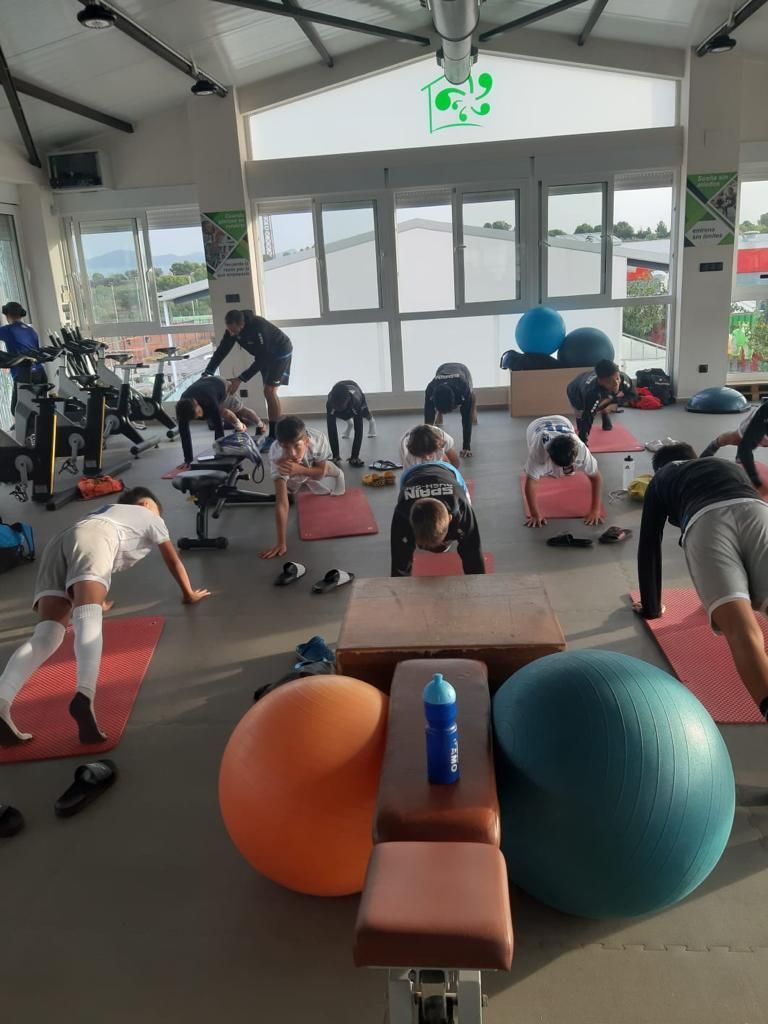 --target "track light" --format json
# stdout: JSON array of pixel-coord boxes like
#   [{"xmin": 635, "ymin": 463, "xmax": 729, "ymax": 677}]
[
  {"xmin": 190, "ymin": 78, "xmax": 217, "ymax": 96},
  {"xmin": 703, "ymin": 32, "xmax": 738, "ymax": 53},
  {"xmin": 76, "ymin": 3, "xmax": 115, "ymax": 28}
]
